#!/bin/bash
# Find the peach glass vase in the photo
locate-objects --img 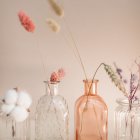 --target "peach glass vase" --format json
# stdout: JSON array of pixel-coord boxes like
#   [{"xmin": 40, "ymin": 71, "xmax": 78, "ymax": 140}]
[{"xmin": 75, "ymin": 80, "xmax": 108, "ymax": 140}]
